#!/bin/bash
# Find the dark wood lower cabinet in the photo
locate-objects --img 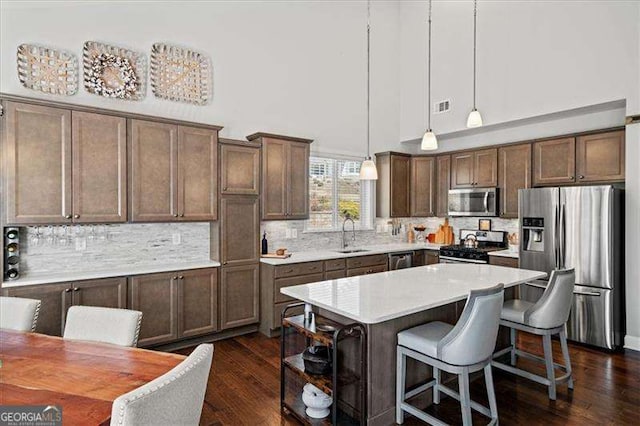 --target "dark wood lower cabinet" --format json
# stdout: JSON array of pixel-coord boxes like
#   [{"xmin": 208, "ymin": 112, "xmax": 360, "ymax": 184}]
[
  {"xmin": 178, "ymin": 269, "xmax": 218, "ymax": 338},
  {"xmin": 489, "ymin": 255, "xmax": 519, "ymax": 268},
  {"xmin": 220, "ymin": 265, "xmax": 259, "ymax": 330},
  {"xmin": 129, "ymin": 272, "xmax": 179, "ymax": 347}
]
